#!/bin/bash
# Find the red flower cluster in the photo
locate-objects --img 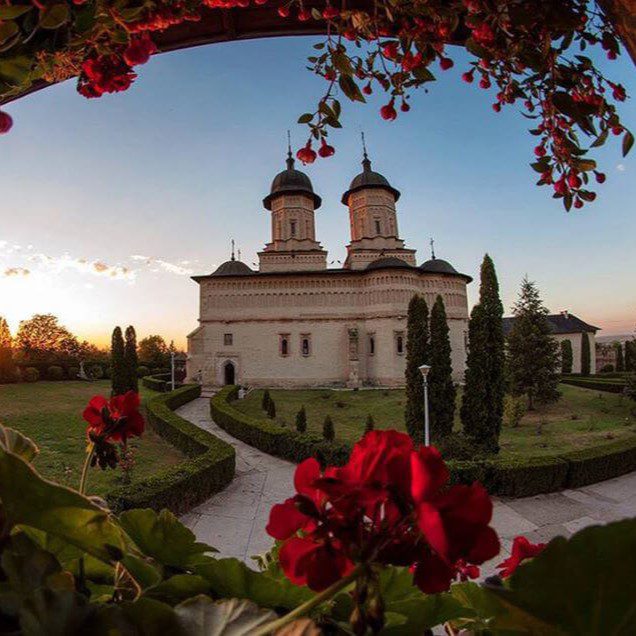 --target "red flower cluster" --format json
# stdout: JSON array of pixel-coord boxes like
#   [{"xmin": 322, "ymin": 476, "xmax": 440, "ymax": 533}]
[
  {"xmin": 124, "ymin": 35, "xmax": 157, "ymax": 67},
  {"xmin": 0, "ymin": 110, "xmax": 12, "ymax": 134},
  {"xmin": 126, "ymin": 5, "xmax": 201, "ymax": 34},
  {"xmin": 83, "ymin": 391, "xmax": 145, "ymax": 443},
  {"xmin": 77, "ymin": 55, "xmax": 137, "ymax": 99},
  {"xmin": 296, "ymin": 141, "xmax": 317, "ymax": 165},
  {"xmin": 496, "ymin": 535, "xmax": 546, "ymax": 578},
  {"xmin": 267, "ymin": 430, "xmax": 500, "ymax": 593}
]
